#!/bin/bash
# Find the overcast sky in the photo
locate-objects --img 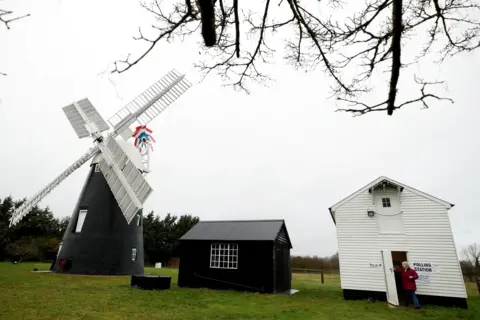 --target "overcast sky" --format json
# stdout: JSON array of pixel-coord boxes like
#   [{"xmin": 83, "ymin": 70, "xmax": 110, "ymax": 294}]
[{"xmin": 1, "ymin": 0, "xmax": 479, "ymax": 257}]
